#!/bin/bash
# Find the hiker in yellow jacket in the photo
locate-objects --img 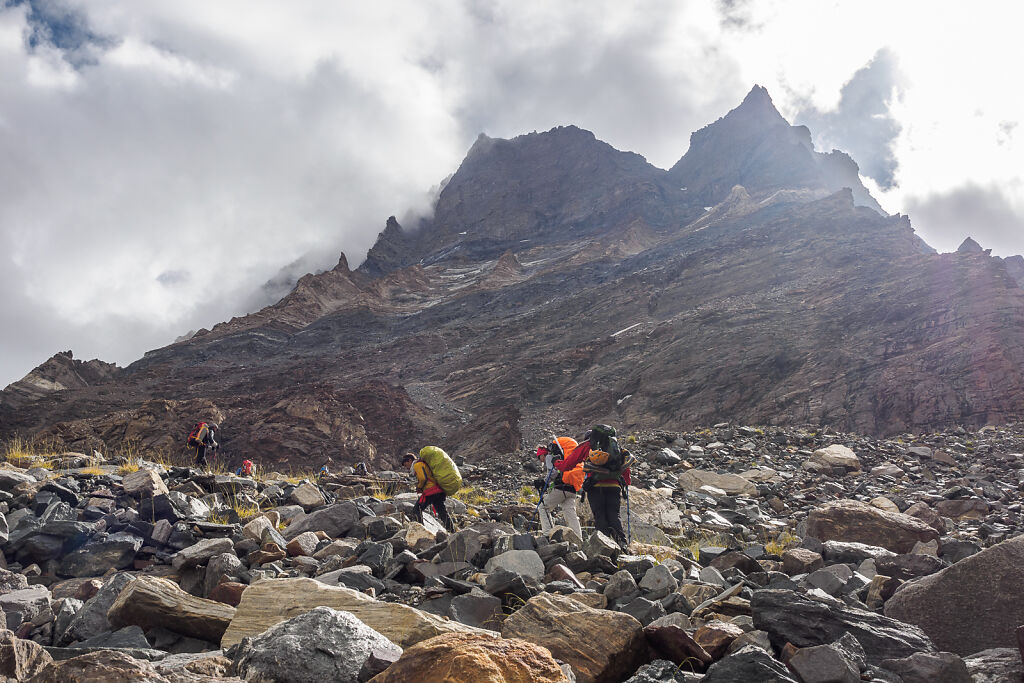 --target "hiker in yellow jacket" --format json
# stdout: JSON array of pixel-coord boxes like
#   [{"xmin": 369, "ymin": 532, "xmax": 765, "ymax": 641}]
[{"xmin": 402, "ymin": 452, "xmax": 454, "ymax": 531}]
